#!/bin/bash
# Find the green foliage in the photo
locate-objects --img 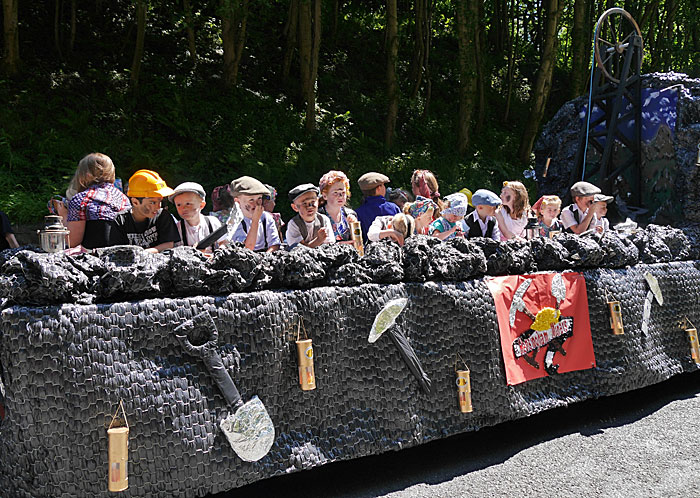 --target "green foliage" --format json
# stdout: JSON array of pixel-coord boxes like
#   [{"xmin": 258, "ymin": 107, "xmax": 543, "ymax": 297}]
[{"xmin": 0, "ymin": 0, "xmax": 697, "ymax": 226}]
